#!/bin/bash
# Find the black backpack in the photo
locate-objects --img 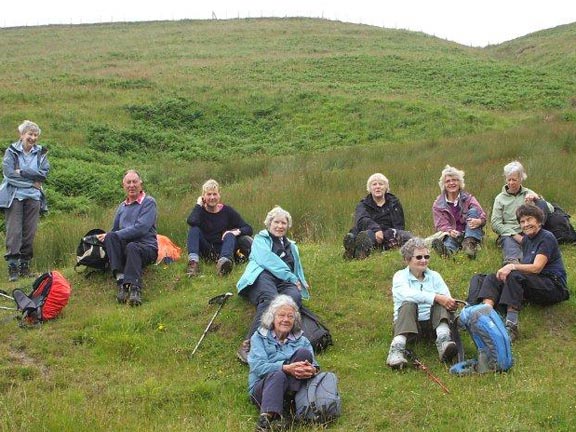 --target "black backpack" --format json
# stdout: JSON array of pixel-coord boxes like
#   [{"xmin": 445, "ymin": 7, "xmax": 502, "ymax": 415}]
[
  {"xmin": 75, "ymin": 229, "xmax": 109, "ymax": 272},
  {"xmin": 543, "ymin": 203, "xmax": 576, "ymax": 244},
  {"xmin": 300, "ymin": 306, "xmax": 333, "ymax": 353}
]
